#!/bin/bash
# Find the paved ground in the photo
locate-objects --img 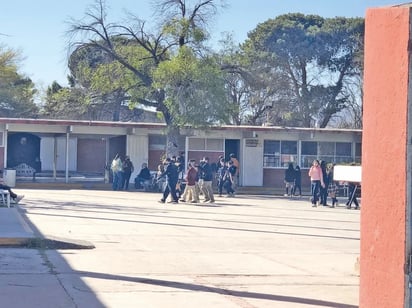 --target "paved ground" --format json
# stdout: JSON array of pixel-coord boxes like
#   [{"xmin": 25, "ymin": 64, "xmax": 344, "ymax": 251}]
[{"xmin": 0, "ymin": 189, "xmax": 360, "ymax": 308}]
